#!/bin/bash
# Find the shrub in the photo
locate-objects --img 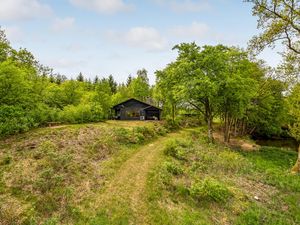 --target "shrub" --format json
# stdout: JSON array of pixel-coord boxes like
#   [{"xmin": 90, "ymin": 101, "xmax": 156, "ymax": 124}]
[
  {"xmin": 189, "ymin": 178, "xmax": 232, "ymax": 203},
  {"xmin": 153, "ymin": 123, "xmax": 168, "ymax": 136},
  {"xmin": 164, "ymin": 161, "xmax": 183, "ymax": 175},
  {"xmin": 134, "ymin": 126, "xmax": 156, "ymax": 139},
  {"xmin": 0, "ymin": 105, "xmax": 36, "ymax": 136},
  {"xmin": 60, "ymin": 104, "xmax": 104, "ymax": 124},
  {"xmin": 114, "ymin": 128, "xmax": 135, "ymax": 144},
  {"xmin": 163, "ymin": 139, "xmax": 187, "ymax": 160},
  {"xmin": 164, "ymin": 117, "xmax": 180, "ymax": 130}
]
